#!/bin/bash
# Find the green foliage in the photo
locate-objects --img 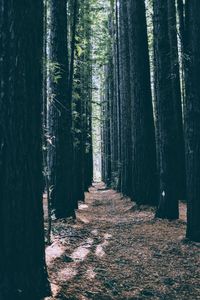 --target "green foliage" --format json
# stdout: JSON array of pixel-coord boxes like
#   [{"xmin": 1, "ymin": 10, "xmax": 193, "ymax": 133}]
[{"xmin": 48, "ymin": 61, "xmax": 63, "ymax": 84}]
